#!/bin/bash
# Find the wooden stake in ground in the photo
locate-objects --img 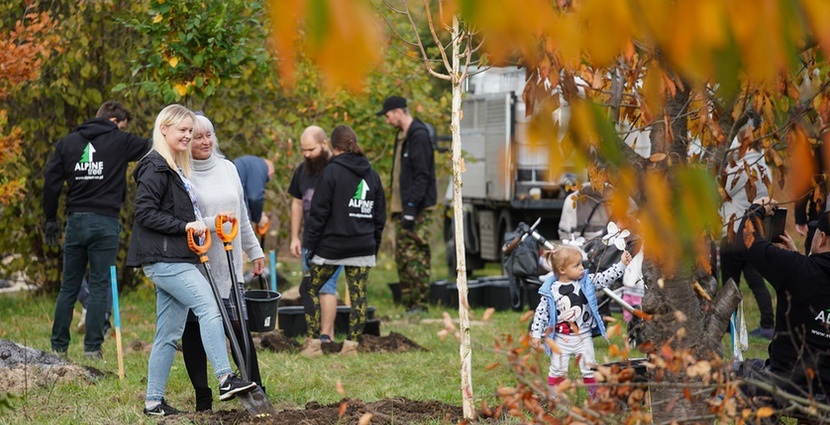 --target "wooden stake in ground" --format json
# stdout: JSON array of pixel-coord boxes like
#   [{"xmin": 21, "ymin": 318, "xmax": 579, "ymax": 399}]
[{"xmin": 109, "ymin": 265, "xmax": 125, "ymax": 380}]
